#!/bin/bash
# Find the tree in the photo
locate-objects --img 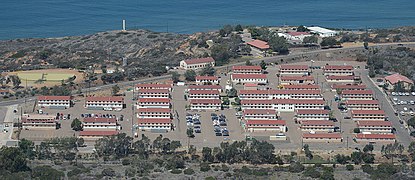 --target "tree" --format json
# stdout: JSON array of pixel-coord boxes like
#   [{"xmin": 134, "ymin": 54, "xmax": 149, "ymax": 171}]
[
  {"xmin": 260, "ymin": 60, "xmax": 267, "ymax": 70},
  {"xmin": 353, "ymin": 128, "xmax": 361, "ymax": 133},
  {"xmin": 219, "ymin": 25, "xmax": 233, "ymax": 37},
  {"xmin": 346, "ymin": 164, "xmax": 354, "ymax": 171},
  {"xmin": 171, "ymin": 72, "xmax": 180, "ymax": 83},
  {"xmin": 289, "ymin": 162, "xmax": 304, "ymax": 173},
  {"xmin": 303, "ymin": 167, "xmax": 320, "ymax": 178},
  {"xmin": 364, "ymin": 42, "xmax": 369, "ymax": 49},
  {"xmin": 303, "ymin": 36, "xmax": 318, "ymax": 44},
  {"xmin": 234, "ymin": 24, "xmax": 243, "ymax": 32},
  {"xmin": 303, "ymin": 144, "xmax": 313, "ymax": 160},
  {"xmin": 335, "ymin": 154, "xmax": 350, "ymax": 164},
  {"xmin": 227, "ymin": 88, "xmax": 237, "ymax": 98},
  {"xmin": 269, "ymin": 35, "xmax": 289, "ymax": 54},
  {"xmin": 199, "ymin": 64, "xmax": 215, "ymax": 76},
  {"xmin": 19, "ymin": 139, "xmax": 35, "ymax": 159},
  {"xmin": 111, "ymin": 85, "xmax": 120, "ymax": 96},
  {"xmin": 184, "ymin": 70, "xmax": 196, "ymax": 81},
  {"xmin": 211, "ymin": 44, "xmax": 231, "ymax": 66},
  {"xmin": 10, "ymin": 75, "xmax": 21, "ymax": 88},
  {"xmin": 0, "ymin": 147, "xmax": 29, "ymax": 172},
  {"xmin": 363, "ymin": 144, "xmax": 374, "ymax": 153},
  {"xmin": 202, "ymin": 147, "xmax": 213, "ymax": 162},
  {"xmin": 351, "ymin": 151, "xmax": 363, "ymax": 164},
  {"xmin": 31, "ymin": 166, "xmax": 64, "ymax": 179},
  {"xmin": 297, "ymin": 25, "xmax": 309, "ymax": 32},
  {"xmin": 71, "ymin": 118, "xmax": 82, "ymax": 131},
  {"xmin": 408, "ymin": 142, "xmax": 415, "ymax": 161},
  {"xmin": 320, "ymin": 37, "xmax": 340, "ymax": 47},
  {"xmin": 245, "ymin": 60, "xmax": 253, "ymax": 66}
]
